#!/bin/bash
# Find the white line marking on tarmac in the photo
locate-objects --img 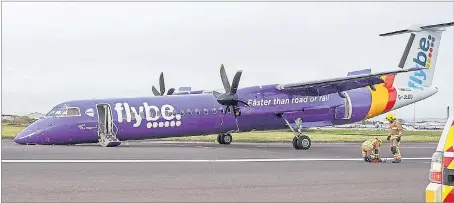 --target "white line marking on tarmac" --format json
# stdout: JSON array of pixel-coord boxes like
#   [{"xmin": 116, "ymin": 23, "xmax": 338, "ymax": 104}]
[{"xmin": 1, "ymin": 157, "xmax": 432, "ymax": 163}]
